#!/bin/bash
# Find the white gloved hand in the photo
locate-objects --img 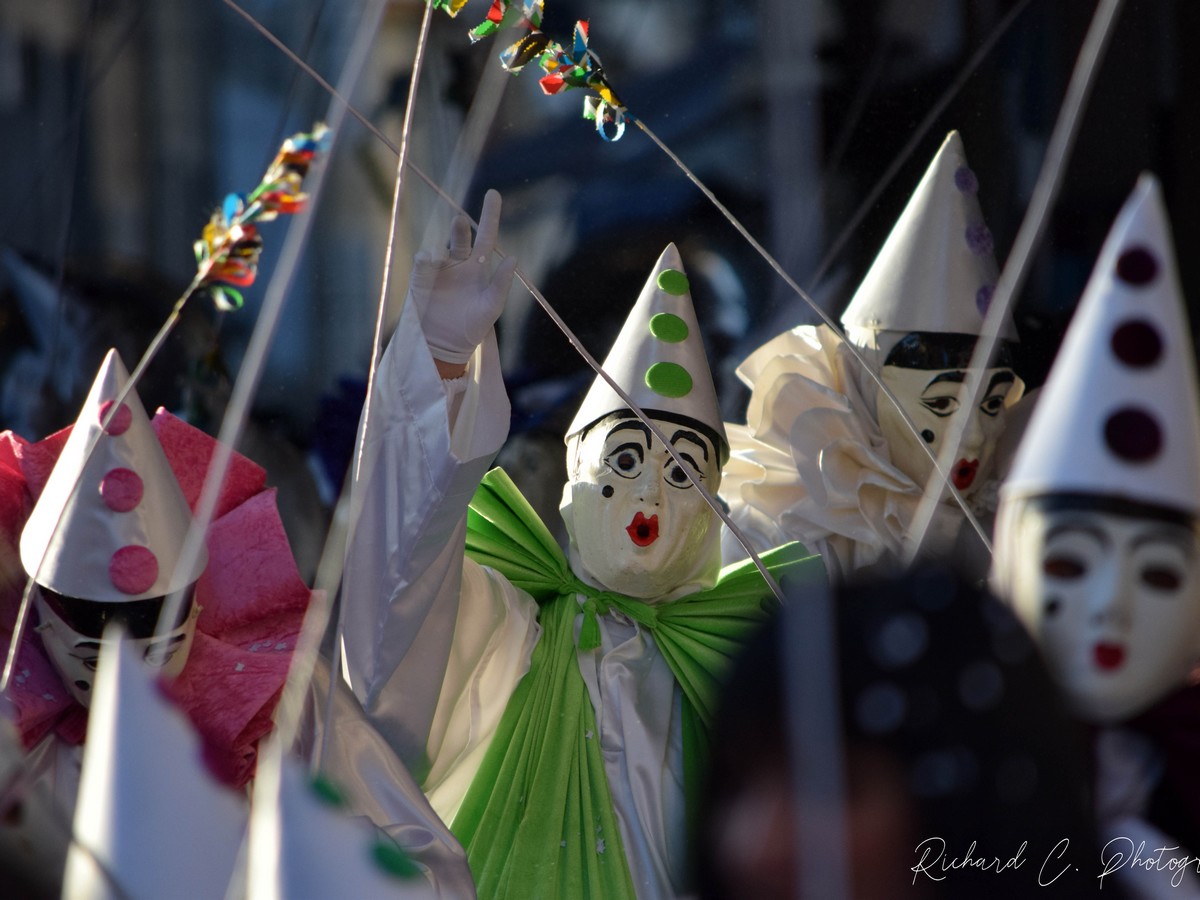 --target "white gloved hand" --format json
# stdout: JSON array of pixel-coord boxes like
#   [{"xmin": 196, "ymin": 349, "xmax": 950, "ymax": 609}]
[{"xmin": 411, "ymin": 189, "xmax": 518, "ymax": 366}]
